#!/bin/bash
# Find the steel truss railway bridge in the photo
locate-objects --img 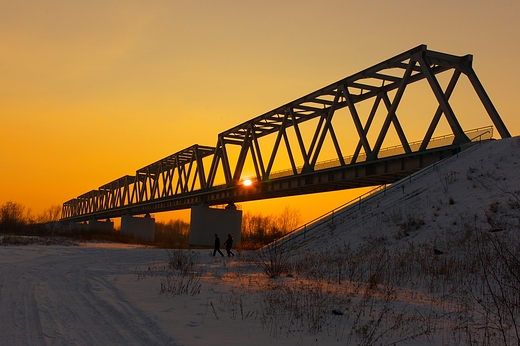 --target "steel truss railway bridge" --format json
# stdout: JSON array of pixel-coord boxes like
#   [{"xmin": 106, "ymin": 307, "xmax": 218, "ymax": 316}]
[{"xmin": 61, "ymin": 45, "xmax": 510, "ymax": 224}]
